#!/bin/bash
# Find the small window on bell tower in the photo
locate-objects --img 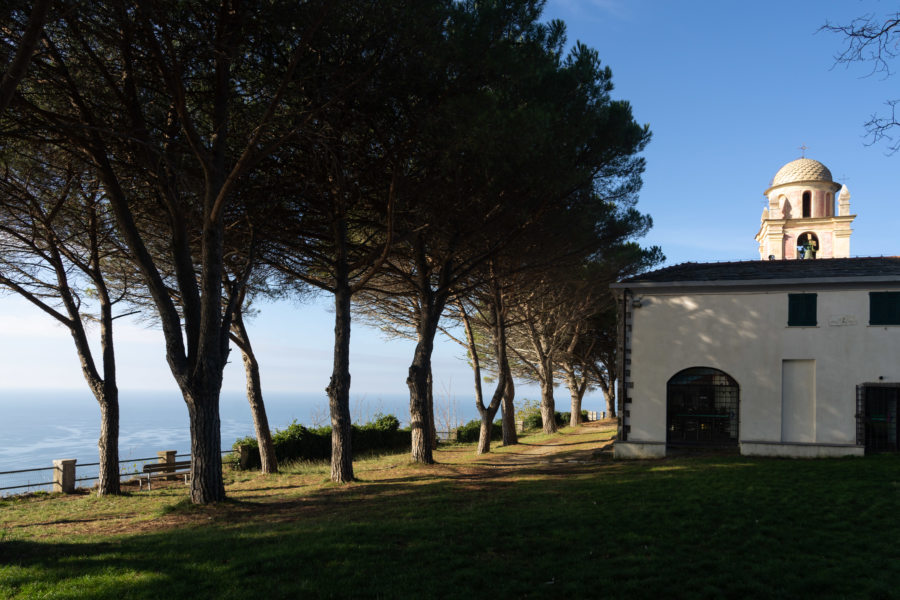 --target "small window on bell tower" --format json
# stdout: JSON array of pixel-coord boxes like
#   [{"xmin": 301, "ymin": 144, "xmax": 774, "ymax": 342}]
[{"xmin": 802, "ymin": 191, "xmax": 812, "ymax": 218}]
